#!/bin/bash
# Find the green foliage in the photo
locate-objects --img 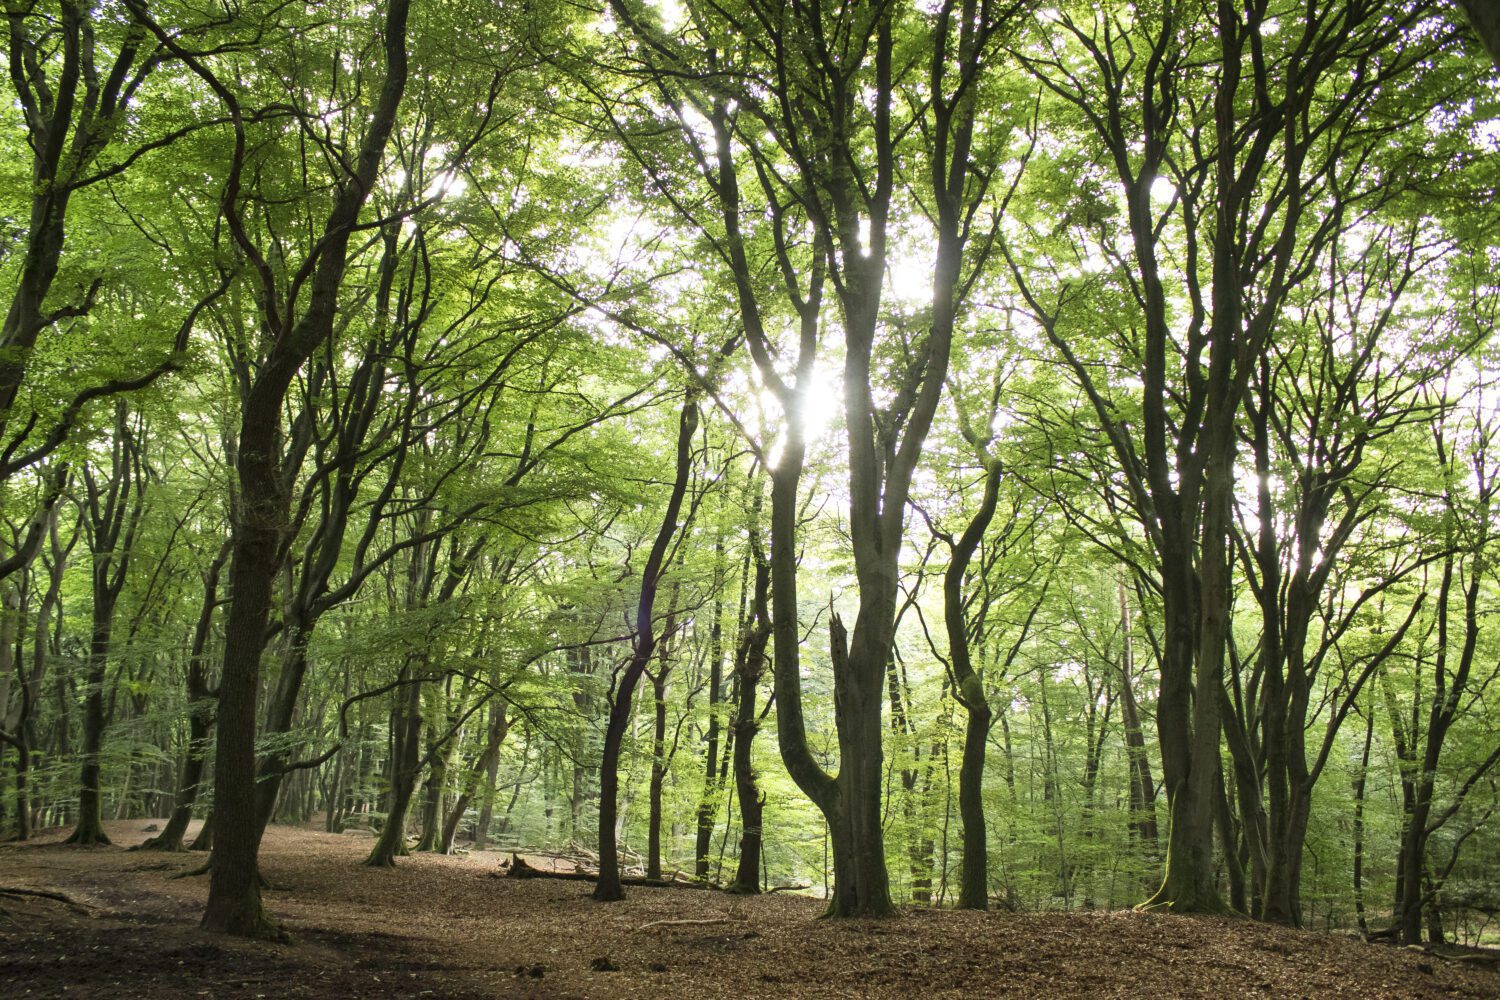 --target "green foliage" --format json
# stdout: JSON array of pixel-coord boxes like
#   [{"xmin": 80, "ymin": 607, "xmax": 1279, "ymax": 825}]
[{"xmin": 0, "ymin": 0, "xmax": 1496, "ymax": 943}]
